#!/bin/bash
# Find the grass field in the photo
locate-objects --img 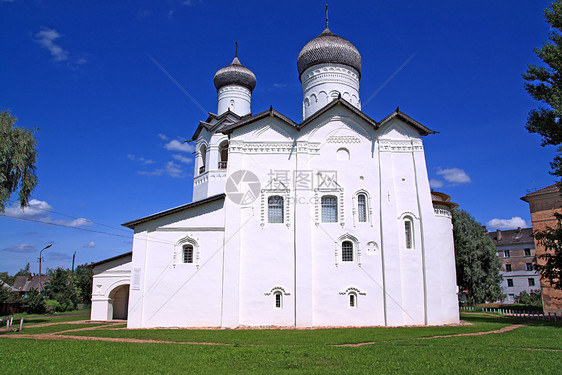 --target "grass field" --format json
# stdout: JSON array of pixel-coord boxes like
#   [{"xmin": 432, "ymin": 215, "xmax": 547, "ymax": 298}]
[{"xmin": 0, "ymin": 313, "xmax": 560, "ymax": 374}]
